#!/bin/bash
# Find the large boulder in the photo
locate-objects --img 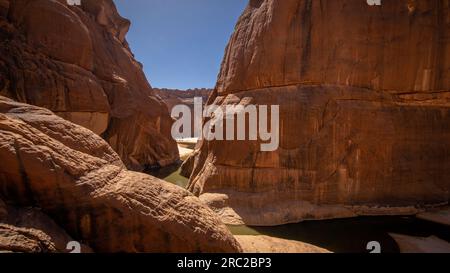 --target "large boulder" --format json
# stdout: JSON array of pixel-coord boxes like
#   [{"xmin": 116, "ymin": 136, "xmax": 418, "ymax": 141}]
[
  {"xmin": 0, "ymin": 0, "xmax": 179, "ymax": 170},
  {"xmin": 0, "ymin": 96, "xmax": 241, "ymax": 253},
  {"xmin": 187, "ymin": 0, "xmax": 450, "ymax": 226}
]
